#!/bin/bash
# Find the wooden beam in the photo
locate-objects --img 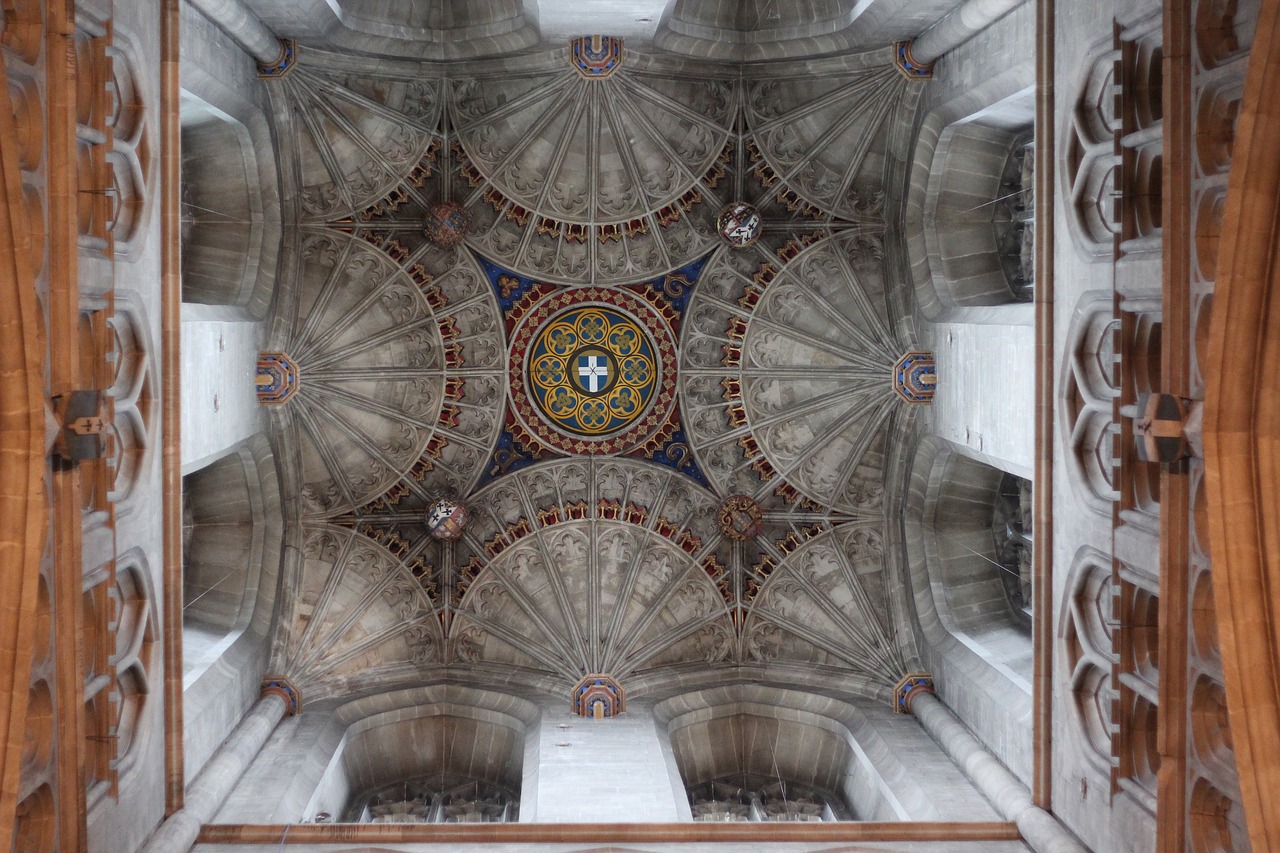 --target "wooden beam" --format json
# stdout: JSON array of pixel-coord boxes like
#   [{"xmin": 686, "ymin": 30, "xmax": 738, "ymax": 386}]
[
  {"xmin": 160, "ymin": 0, "xmax": 186, "ymax": 815},
  {"xmin": 1156, "ymin": 0, "xmax": 1192, "ymax": 849},
  {"xmin": 197, "ymin": 821, "xmax": 1021, "ymax": 845},
  {"xmin": 0, "ymin": 27, "xmax": 51, "ymax": 840},
  {"xmin": 1032, "ymin": 0, "xmax": 1056, "ymax": 811},
  {"xmin": 47, "ymin": 2, "xmax": 88, "ymax": 849},
  {"xmin": 1201, "ymin": 2, "xmax": 1280, "ymax": 850}
]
